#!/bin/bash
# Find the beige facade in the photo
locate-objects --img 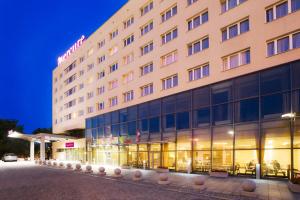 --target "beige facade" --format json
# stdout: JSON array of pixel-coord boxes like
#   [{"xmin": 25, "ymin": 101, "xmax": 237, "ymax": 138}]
[
  {"xmin": 52, "ymin": 138, "xmax": 86, "ymax": 162},
  {"xmin": 52, "ymin": 0, "xmax": 300, "ymax": 134}
]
